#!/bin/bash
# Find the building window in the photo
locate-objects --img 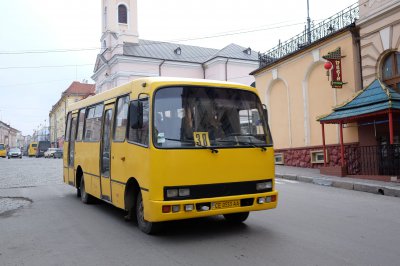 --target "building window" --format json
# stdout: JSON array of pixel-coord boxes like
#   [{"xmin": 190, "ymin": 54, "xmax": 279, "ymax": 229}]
[
  {"xmin": 274, "ymin": 153, "xmax": 284, "ymax": 165},
  {"xmin": 104, "ymin": 7, "xmax": 107, "ymax": 29},
  {"xmin": 118, "ymin": 4, "xmax": 128, "ymax": 24},
  {"xmin": 310, "ymin": 150, "xmax": 328, "ymax": 164},
  {"xmin": 382, "ymin": 52, "xmax": 400, "ymax": 91}
]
